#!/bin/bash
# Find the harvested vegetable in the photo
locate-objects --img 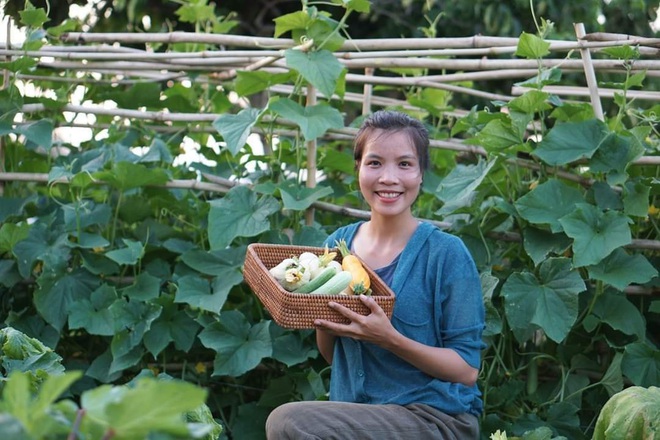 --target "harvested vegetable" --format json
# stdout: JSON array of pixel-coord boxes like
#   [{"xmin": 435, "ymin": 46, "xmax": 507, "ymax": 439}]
[
  {"xmin": 269, "ymin": 258, "xmax": 297, "ymax": 283},
  {"xmin": 281, "ymin": 265, "xmax": 310, "ymax": 291},
  {"xmin": 309, "ymin": 270, "xmax": 352, "ymax": 295},
  {"xmin": 336, "ymin": 239, "xmax": 370, "ymax": 295}
]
